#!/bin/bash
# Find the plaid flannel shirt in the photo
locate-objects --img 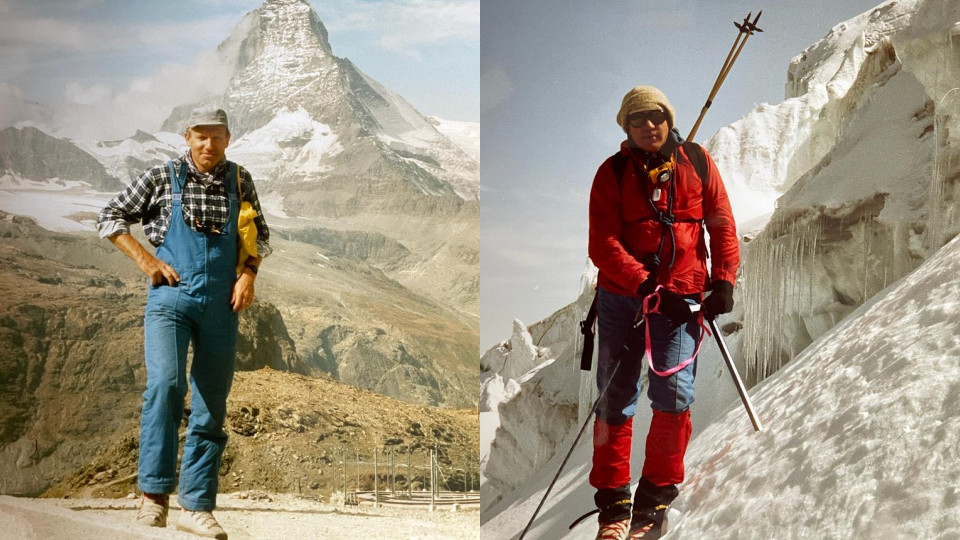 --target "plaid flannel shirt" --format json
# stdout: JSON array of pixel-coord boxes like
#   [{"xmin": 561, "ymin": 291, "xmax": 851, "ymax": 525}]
[{"xmin": 96, "ymin": 151, "xmax": 272, "ymax": 258}]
